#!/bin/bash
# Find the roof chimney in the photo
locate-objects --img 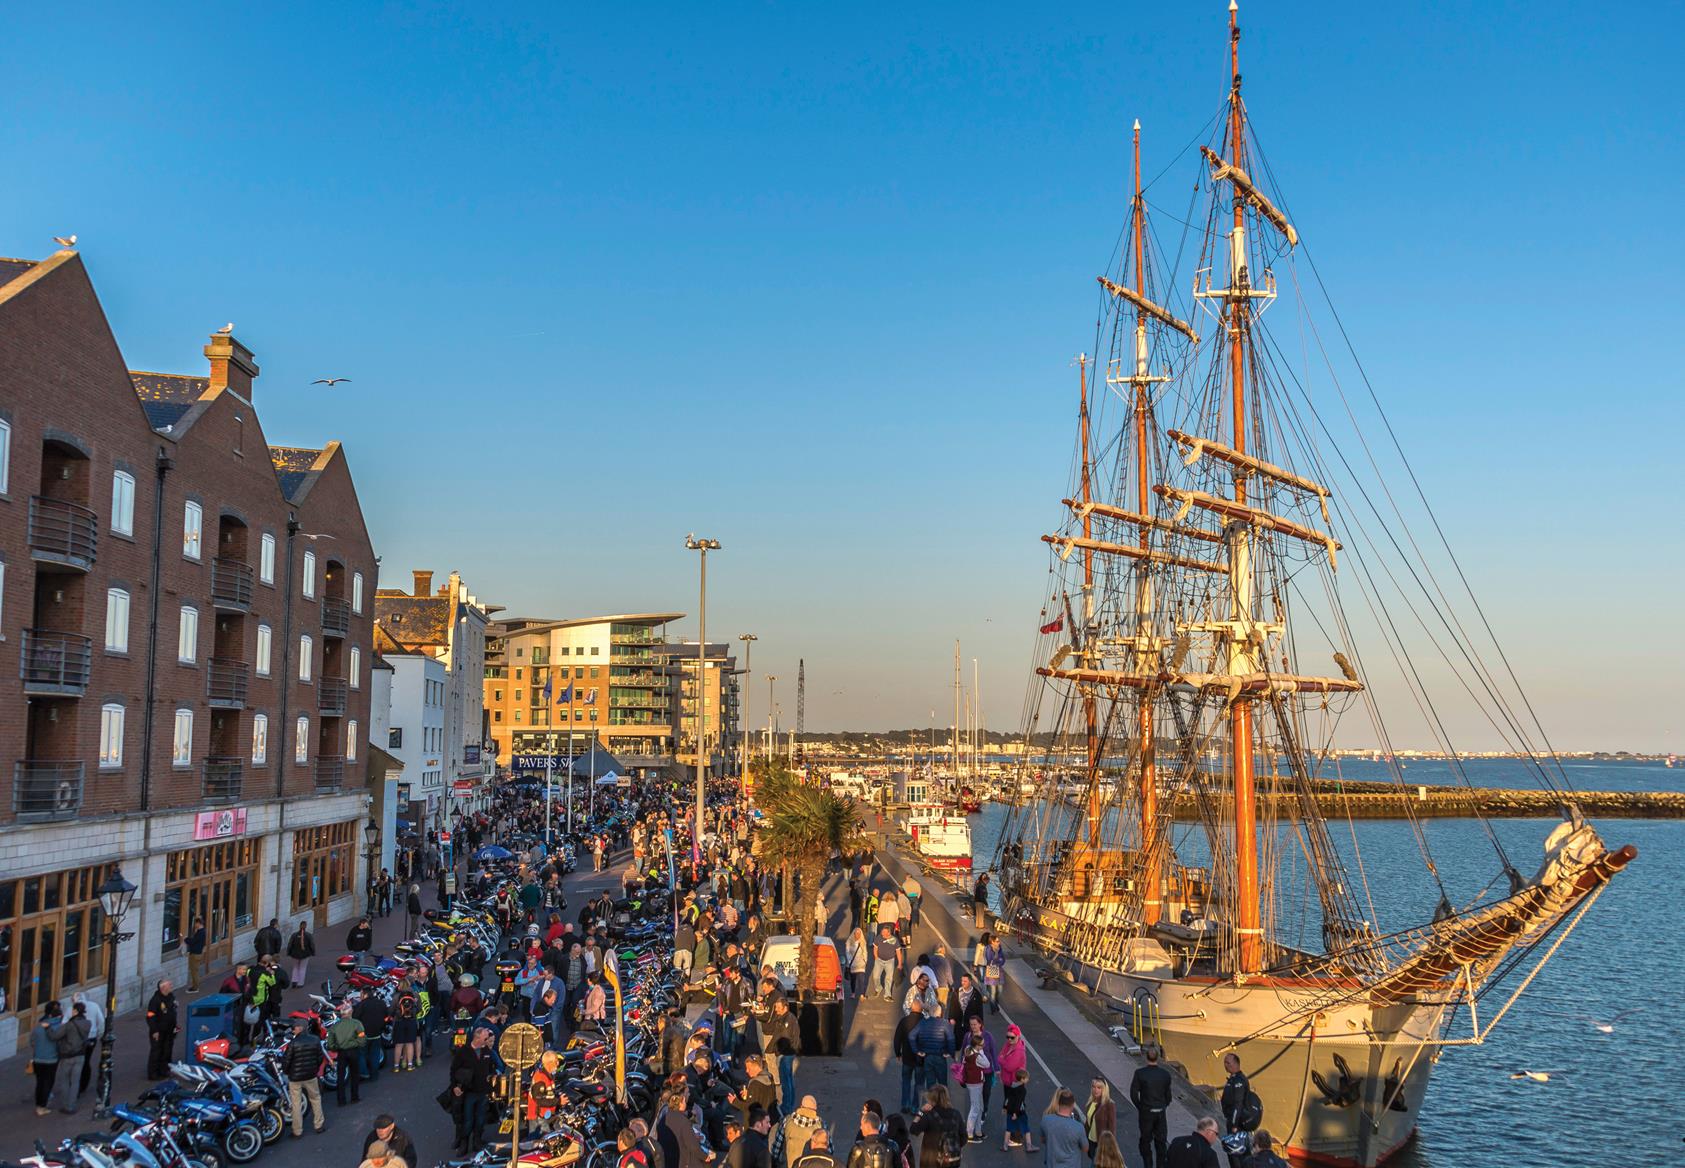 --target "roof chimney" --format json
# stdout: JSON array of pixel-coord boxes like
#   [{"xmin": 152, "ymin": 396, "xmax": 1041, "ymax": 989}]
[
  {"xmin": 204, "ymin": 332, "xmax": 259, "ymax": 398},
  {"xmin": 413, "ymin": 570, "xmax": 433, "ymax": 597}
]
